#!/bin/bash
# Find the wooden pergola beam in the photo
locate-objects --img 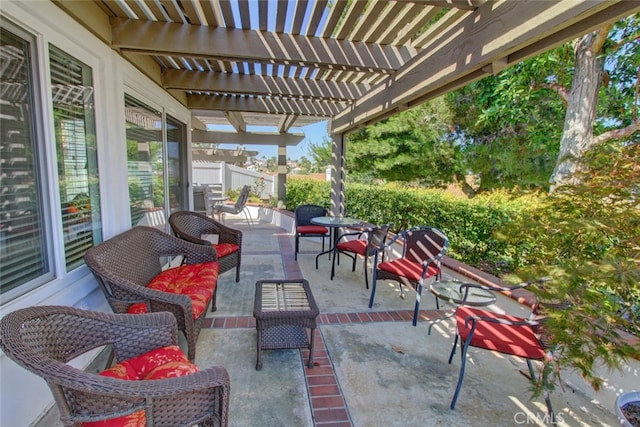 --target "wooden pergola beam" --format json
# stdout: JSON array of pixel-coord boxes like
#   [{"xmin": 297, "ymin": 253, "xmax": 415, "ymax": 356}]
[
  {"xmin": 188, "ymin": 94, "xmax": 346, "ymax": 117},
  {"xmin": 162, "ymin": 69, "xmax": 369, "ymax": 102},
  {"xmin": 111, "ymin": 18, "xmax": 413, "ymax": 73},
  {"xmin": 191, "ymin": 130, "xmax": 304, "ymax": 146}
]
